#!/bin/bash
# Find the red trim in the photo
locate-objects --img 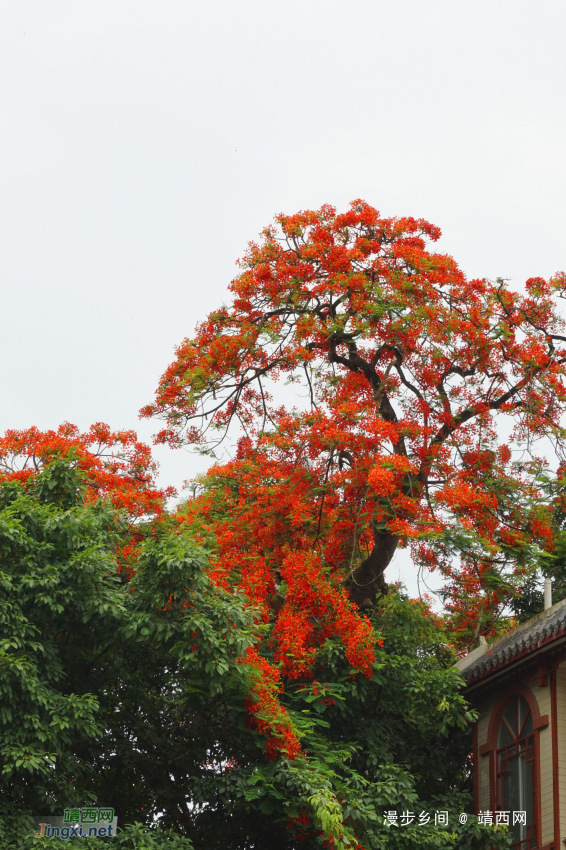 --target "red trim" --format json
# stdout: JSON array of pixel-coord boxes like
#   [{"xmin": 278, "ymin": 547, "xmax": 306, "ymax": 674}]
[
  {"xmin": 551, "ymin": 668, "xmax": 560, "ymax": 850},
  {"xmin": 482, "ymin": 683, "xmax": 543, "ymax": 847},
  {"xmin": 534, "ymin": 714, "xmax": 550, "ymax": 730},
  {"xmin": 473, "ymin": 722, "xmax": 479, "ymax": 815},
  {"xmin": 484, "ymin": 683, "xmax": 545, "ymax": 751}
]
